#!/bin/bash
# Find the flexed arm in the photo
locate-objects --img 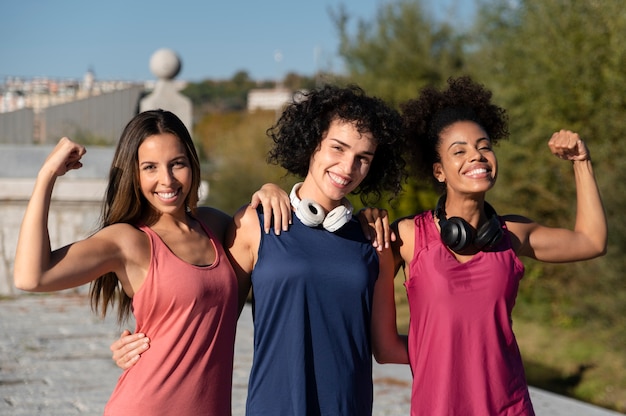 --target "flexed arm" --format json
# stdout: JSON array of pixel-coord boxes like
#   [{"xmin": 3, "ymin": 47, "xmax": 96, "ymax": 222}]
[
  {"xmin": 14, "ymin": 138, "xmax": 86, "ymax": 291},
  {"xmin": 510, "ymin": 130, "xmax": 607, "ymax": 262},
  {"xmin": 14, "ymin": 137, "xmax": 132, "ymax": 292}
]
